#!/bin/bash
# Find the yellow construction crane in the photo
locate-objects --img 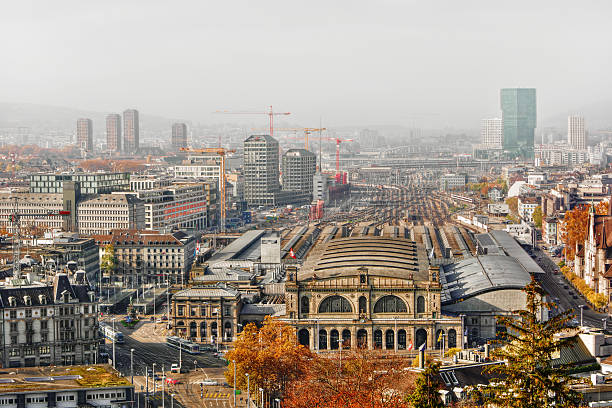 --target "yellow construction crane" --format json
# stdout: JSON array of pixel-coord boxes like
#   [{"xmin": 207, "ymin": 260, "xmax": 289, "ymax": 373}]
[{"xmin": 179, "ymin": 147, "xmax": 236, "ymax": 232}]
